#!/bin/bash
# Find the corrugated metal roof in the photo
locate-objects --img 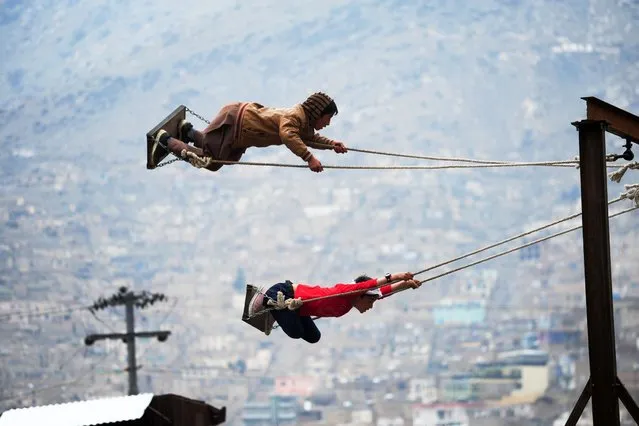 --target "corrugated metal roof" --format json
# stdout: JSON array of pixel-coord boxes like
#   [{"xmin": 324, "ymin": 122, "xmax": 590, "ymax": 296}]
[{"xmin": 0, "ymin": 393, "xmax": 154, "ymax": 426}]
